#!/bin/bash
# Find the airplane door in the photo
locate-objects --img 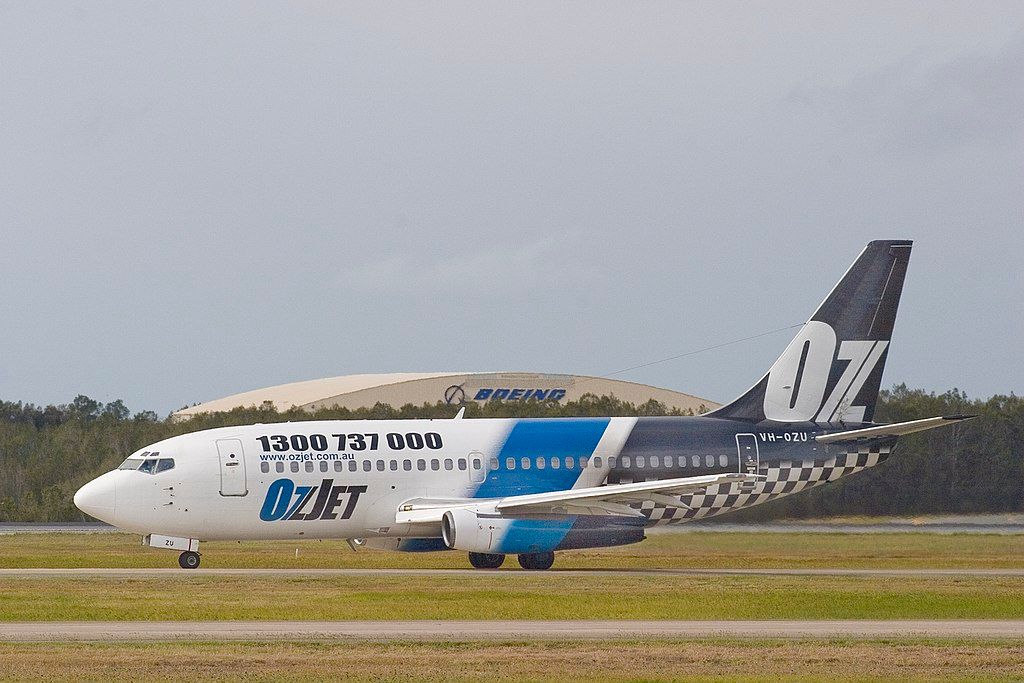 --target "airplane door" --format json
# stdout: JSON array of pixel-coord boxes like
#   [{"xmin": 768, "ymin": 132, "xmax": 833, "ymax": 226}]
[
  {"xmin": 468, "ymin": 451, "xmax": 485, "ymax": 484},
  {"xmin": 217, "ymin": 439, "xmax": 248, "ymax": 496},
  {"xmin": 736, "ymin": 434, "xmax": 759, "ymax": 474}
]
